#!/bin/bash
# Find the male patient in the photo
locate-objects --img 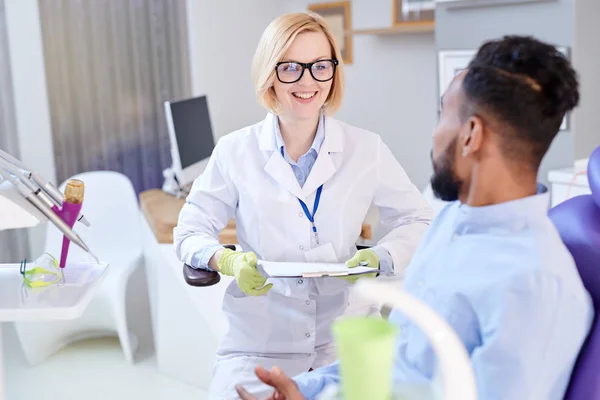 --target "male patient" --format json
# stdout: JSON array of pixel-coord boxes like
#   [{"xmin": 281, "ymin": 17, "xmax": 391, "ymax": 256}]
[{"xmin": 235, "ymin": 35, "xmax": 594, "ymax": 400}]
